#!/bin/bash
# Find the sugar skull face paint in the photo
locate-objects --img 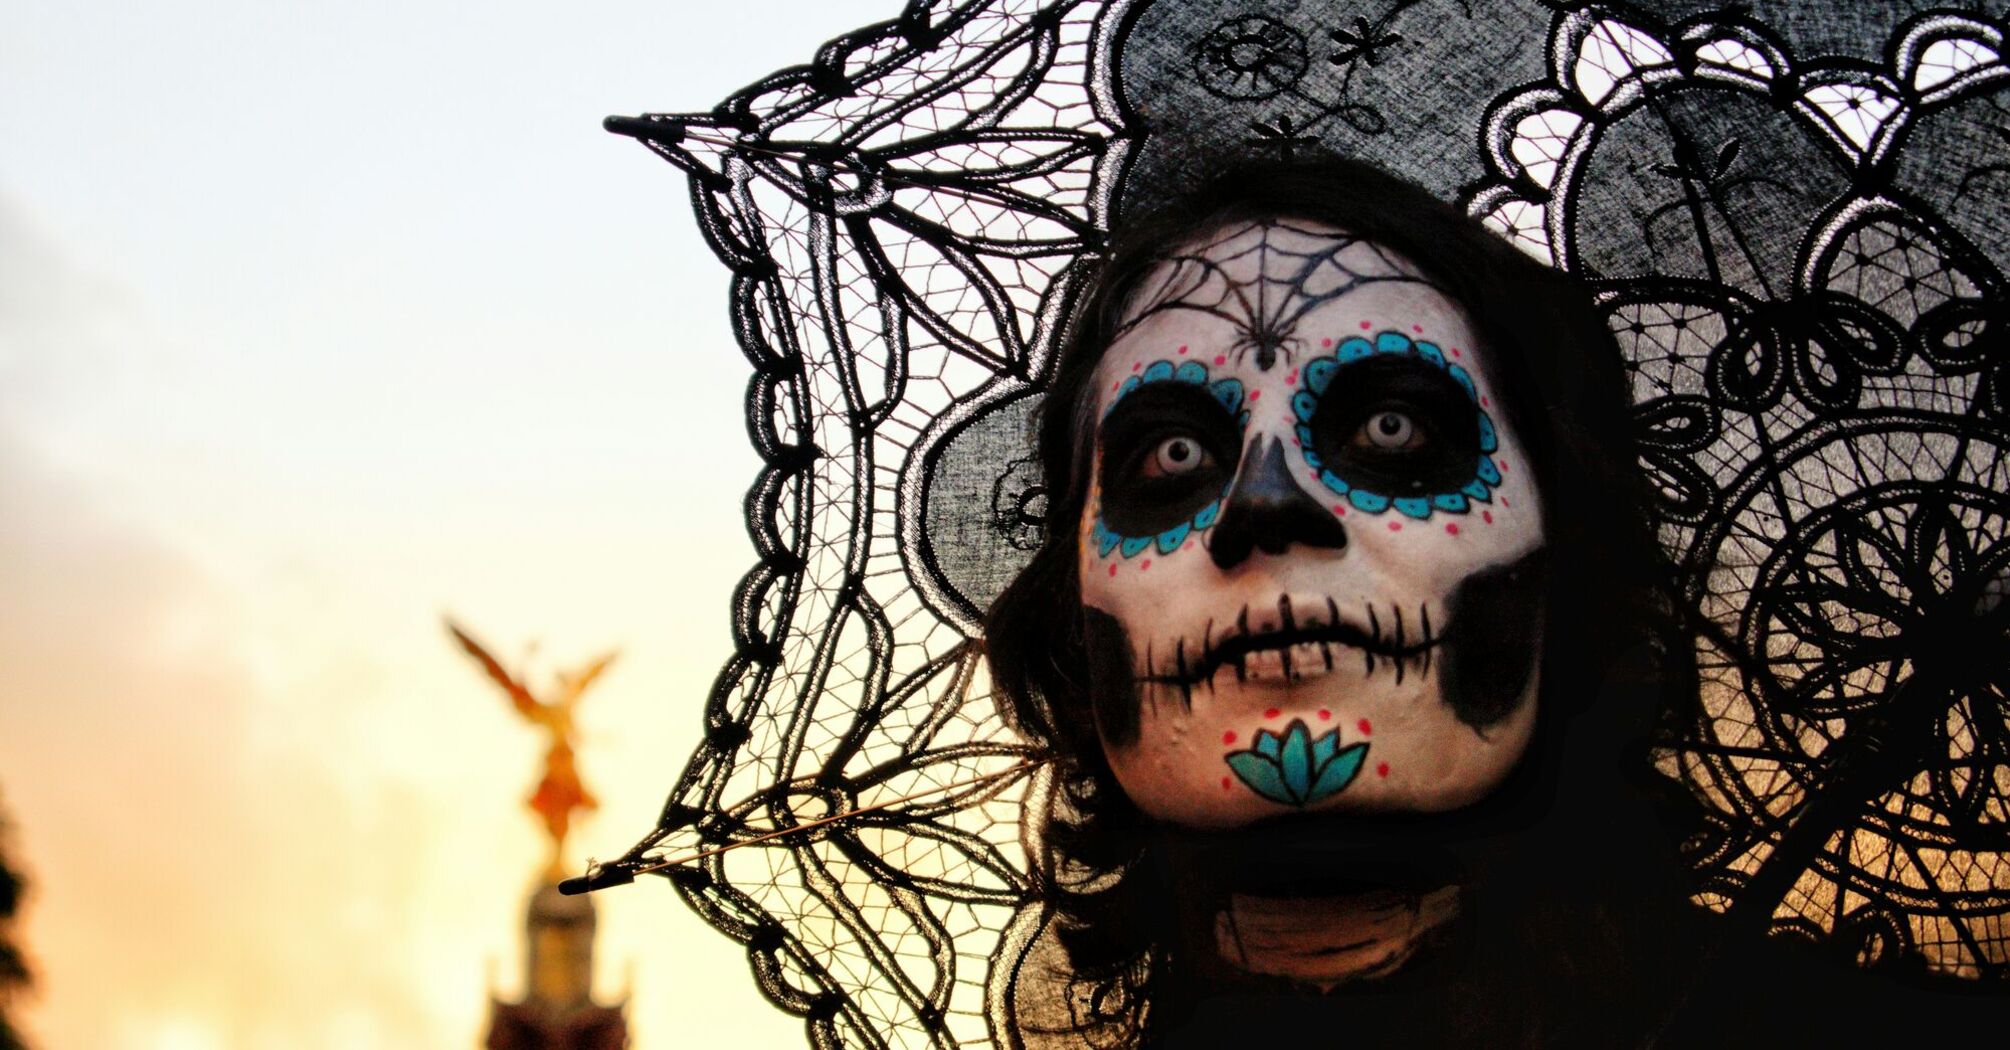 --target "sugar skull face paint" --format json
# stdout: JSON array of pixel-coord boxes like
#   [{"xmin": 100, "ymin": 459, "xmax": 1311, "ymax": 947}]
[{"xmin": 1079, "ymin": 220, "xmax": 1548, "ymax": 828}]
